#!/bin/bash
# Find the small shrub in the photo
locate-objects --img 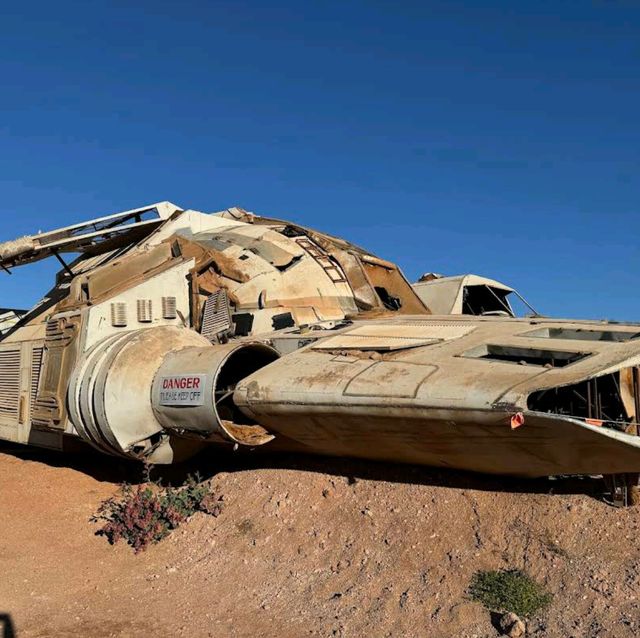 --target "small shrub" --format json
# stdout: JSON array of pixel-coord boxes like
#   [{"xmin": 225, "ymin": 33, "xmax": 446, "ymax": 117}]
[
  {"xmin": 468, "ymin": 569, "xmax": 552, "ymax": 617},
  {"xmin": 91, "ymin": 474, "xmax": 224, "ymax": 553}
]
